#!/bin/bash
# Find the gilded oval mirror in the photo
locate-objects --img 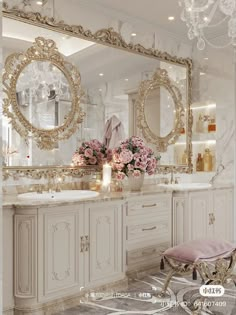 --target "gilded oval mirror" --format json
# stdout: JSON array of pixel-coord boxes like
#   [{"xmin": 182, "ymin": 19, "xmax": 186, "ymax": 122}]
[
  {"xmin": 136, "ymin": 69, "xmax": 185, "ymax": 152},
  {"xmin": 3, "ymin": 37, "xmax": 84, "ymax": 150}
]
